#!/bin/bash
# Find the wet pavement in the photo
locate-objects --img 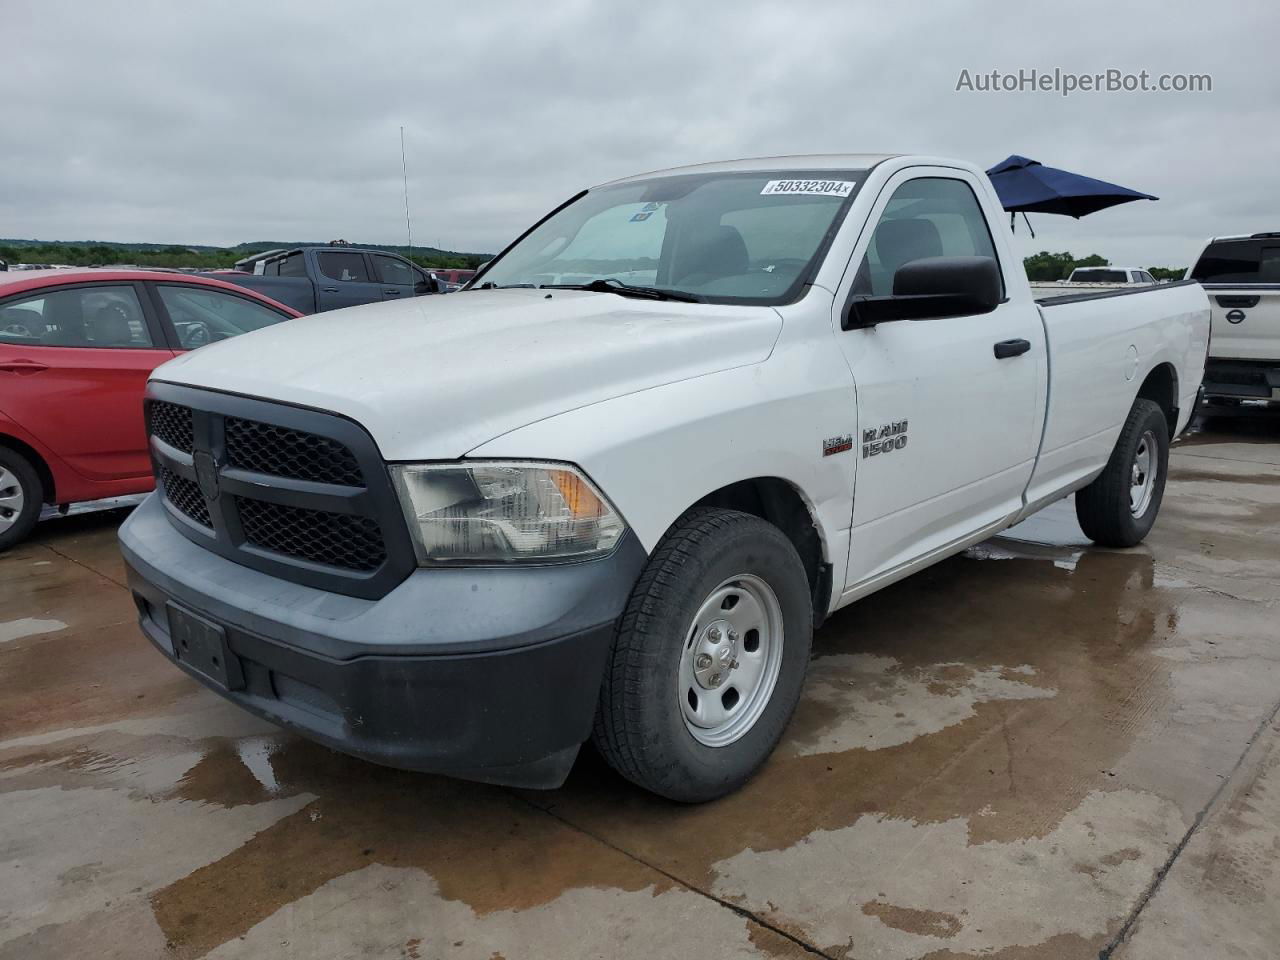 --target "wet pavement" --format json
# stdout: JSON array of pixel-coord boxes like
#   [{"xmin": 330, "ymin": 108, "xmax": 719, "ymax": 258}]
[{"xmin": 3, "ymin": 413, "xmax": 1279, "ymax": 960}]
